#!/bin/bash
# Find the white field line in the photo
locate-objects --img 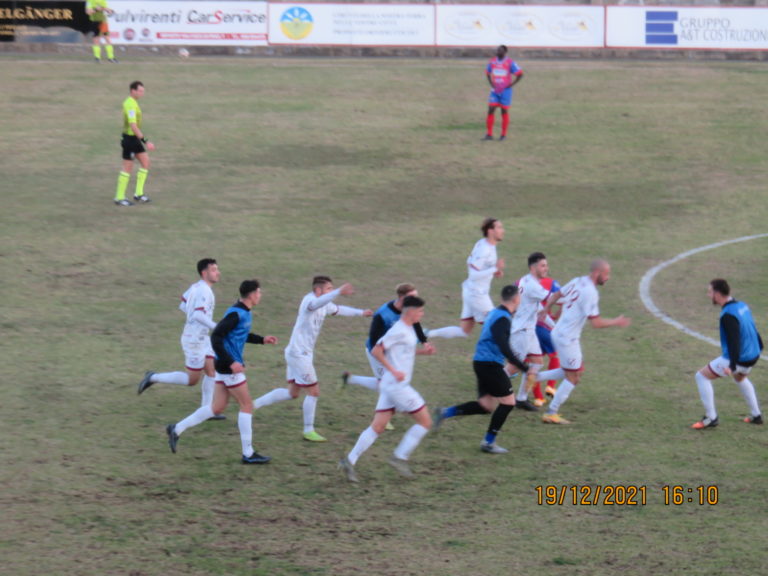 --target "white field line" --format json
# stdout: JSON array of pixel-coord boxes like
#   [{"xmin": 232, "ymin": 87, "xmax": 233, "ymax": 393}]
[{"xmin": 638, "ymin": 233, "xmax": 768, "ymax": 359}]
